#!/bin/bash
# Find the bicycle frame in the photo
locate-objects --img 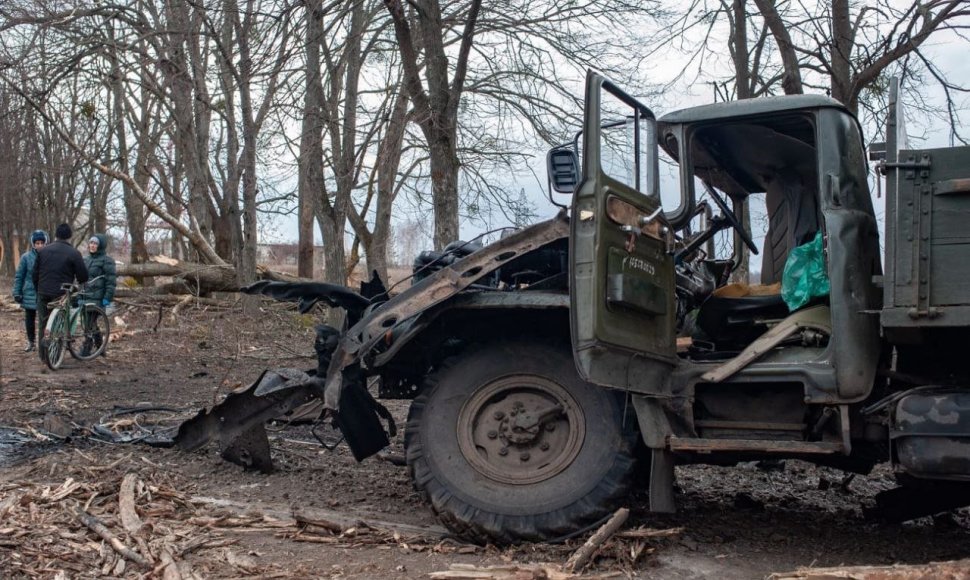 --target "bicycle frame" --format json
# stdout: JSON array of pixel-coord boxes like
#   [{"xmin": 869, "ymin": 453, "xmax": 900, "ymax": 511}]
[{"xmin": 42, "ymin": 277, "xmax": 110, "ymax": 369}]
